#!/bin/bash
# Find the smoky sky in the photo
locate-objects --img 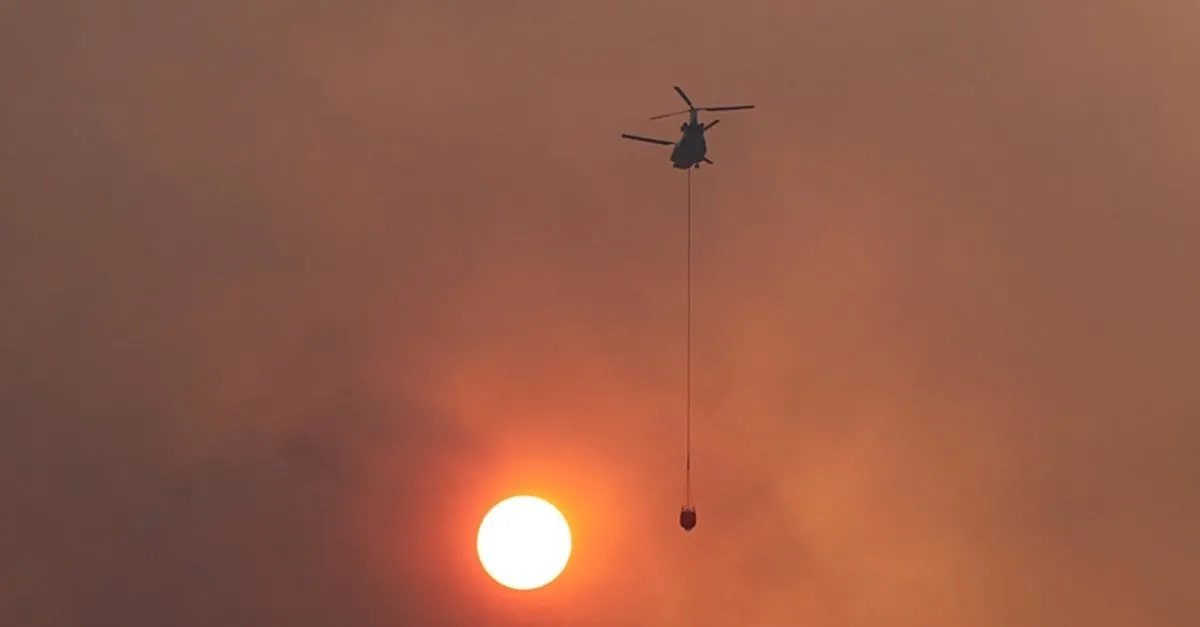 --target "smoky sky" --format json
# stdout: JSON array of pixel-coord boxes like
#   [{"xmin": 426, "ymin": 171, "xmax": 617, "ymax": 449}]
[{"xmin": 3, "ymin": 1, "xmax": 1199, "ymax": 626}]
